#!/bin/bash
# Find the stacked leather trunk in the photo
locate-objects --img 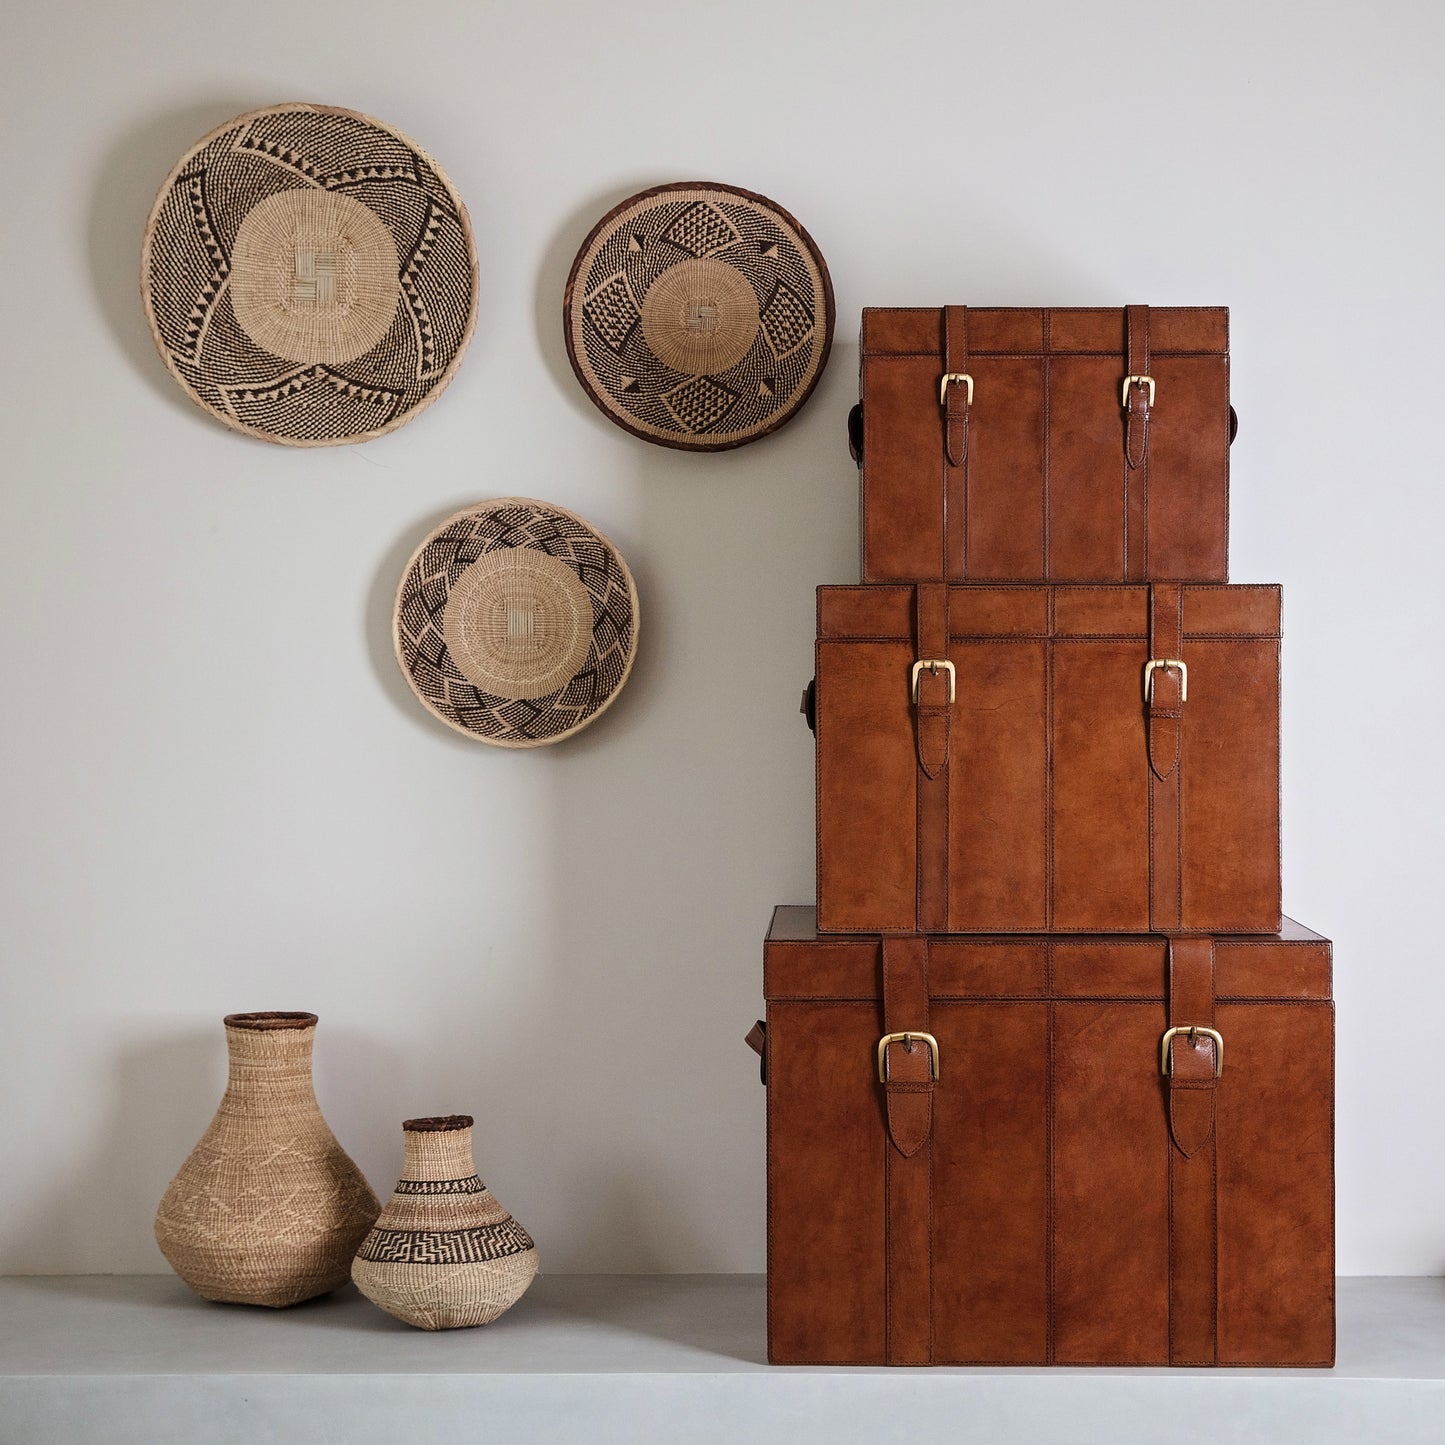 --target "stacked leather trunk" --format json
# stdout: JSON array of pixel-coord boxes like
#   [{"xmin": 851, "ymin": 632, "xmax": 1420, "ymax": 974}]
[{"xmin": 759, "ymin": 305, "xmax": 1334, "ymax": 1367}]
